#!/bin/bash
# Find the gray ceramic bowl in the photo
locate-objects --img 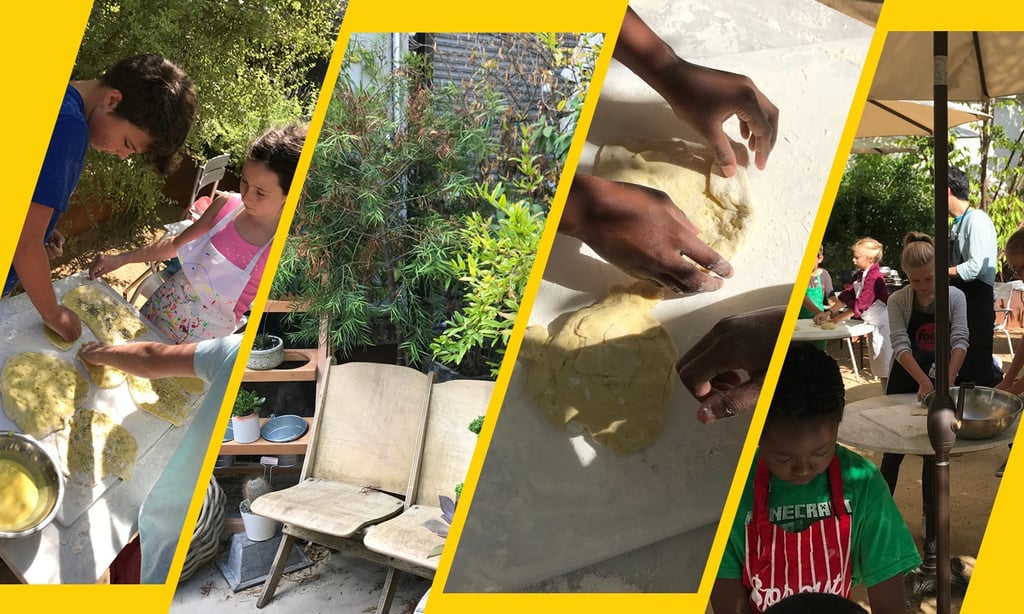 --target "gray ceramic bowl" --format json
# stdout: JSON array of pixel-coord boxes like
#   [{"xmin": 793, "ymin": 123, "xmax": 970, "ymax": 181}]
[
  {"xmin": 922, "ymin": 386, "xmax": 1023, "ymax": 440},
  {"xmin": 0, "ymin": 432, "xmax": 64, "ymax": 539}
]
